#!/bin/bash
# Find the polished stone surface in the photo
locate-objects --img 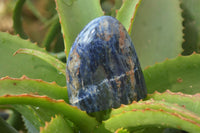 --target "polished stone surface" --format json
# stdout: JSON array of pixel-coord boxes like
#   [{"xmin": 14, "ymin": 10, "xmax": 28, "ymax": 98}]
[{"xmin": 66, "ymin": 16, "xmax": 147, "ymax": 113}]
